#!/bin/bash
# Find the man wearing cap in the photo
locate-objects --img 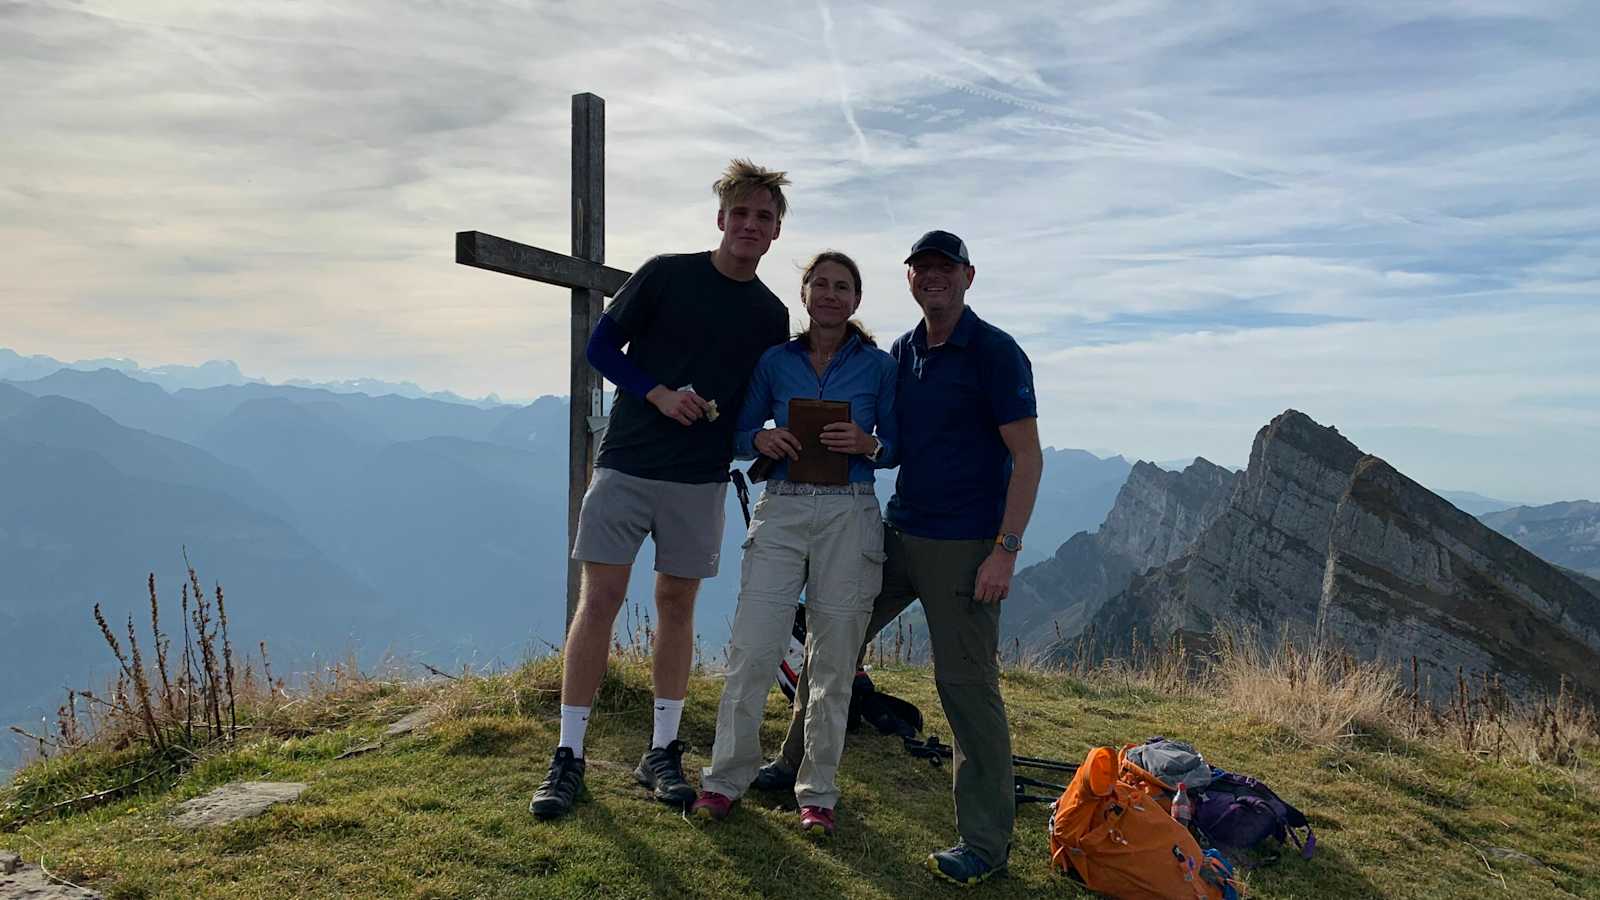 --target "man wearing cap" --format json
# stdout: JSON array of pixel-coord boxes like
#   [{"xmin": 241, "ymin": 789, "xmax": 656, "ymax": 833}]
[{"xmin": 756, "ymin": 230, "xmax": 1042, "ymax": 885}]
